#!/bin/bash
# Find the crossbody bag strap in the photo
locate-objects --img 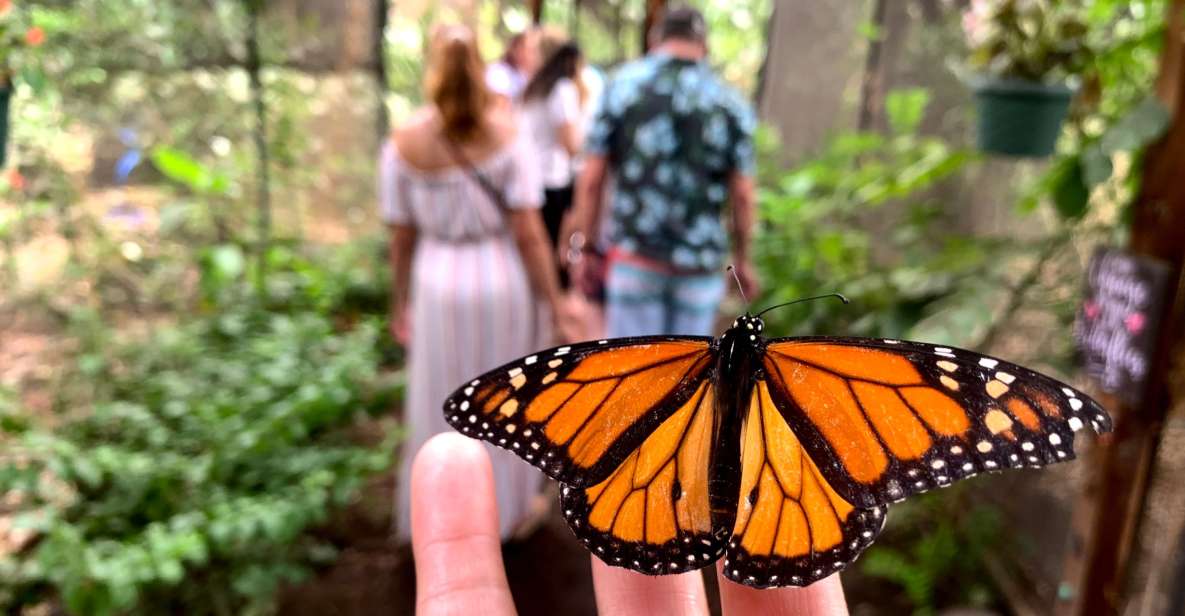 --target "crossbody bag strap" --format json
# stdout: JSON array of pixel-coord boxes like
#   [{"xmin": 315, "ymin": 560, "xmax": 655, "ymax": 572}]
[{"xmin": 441, "ymin": 137, "xmax": 511, "ymax": 213}]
